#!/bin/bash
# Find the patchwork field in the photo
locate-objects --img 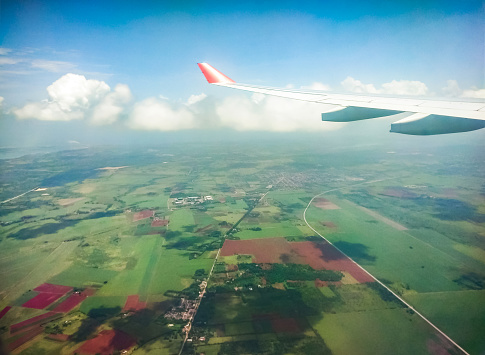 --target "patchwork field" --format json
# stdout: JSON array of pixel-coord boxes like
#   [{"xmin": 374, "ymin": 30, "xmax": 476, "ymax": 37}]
[{"xmin": 0, "ymin": 142, "xmax": 483, "ymax": 354}]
